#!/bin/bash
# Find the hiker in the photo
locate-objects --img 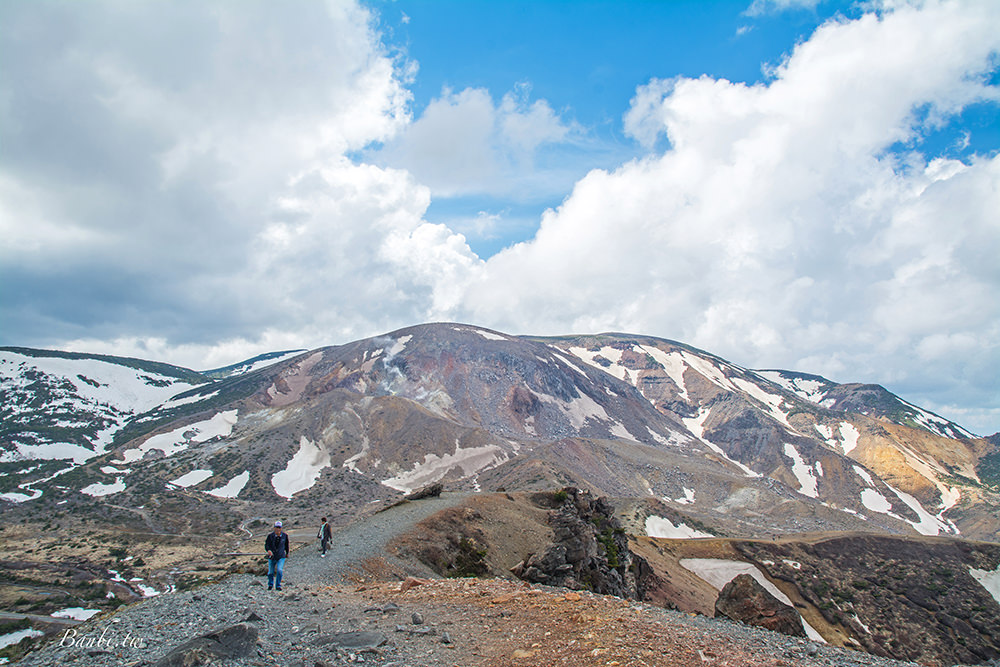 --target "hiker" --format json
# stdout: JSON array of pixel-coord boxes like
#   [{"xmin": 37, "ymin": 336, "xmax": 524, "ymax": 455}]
[
  {"xmin": 318, "ymin": 516, "xmax": 332, "ymax": 557},
  {"xmin": 265, "ymin": 520, "xmax": 289, "ymax": 590}
]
